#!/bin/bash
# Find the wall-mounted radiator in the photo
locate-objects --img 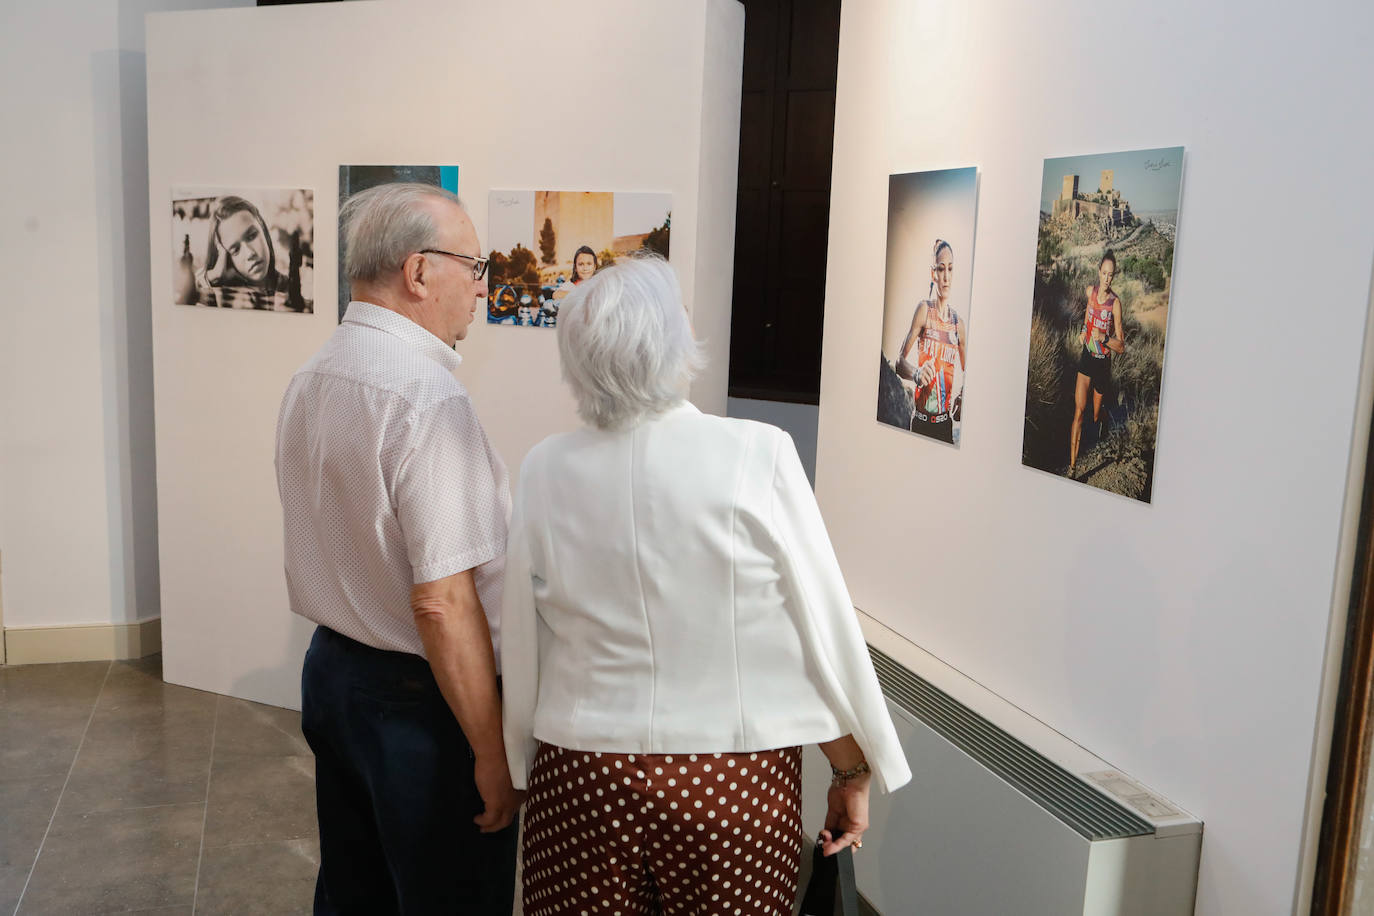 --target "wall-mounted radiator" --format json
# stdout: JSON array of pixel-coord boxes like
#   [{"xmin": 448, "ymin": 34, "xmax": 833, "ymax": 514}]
[{"xmin": 801, "ymin": 616, "xmax": 1202, "ymax": 915}]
